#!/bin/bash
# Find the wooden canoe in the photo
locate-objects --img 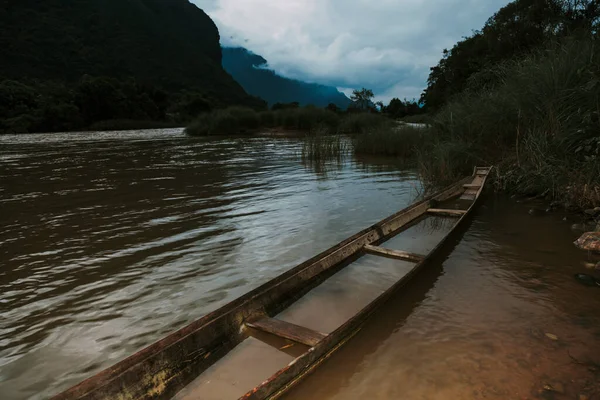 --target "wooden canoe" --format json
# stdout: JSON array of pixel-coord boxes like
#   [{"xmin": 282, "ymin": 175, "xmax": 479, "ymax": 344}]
[{"xmin": 51, "ymin": 167, "xmax": 492, "ymax": 400}]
